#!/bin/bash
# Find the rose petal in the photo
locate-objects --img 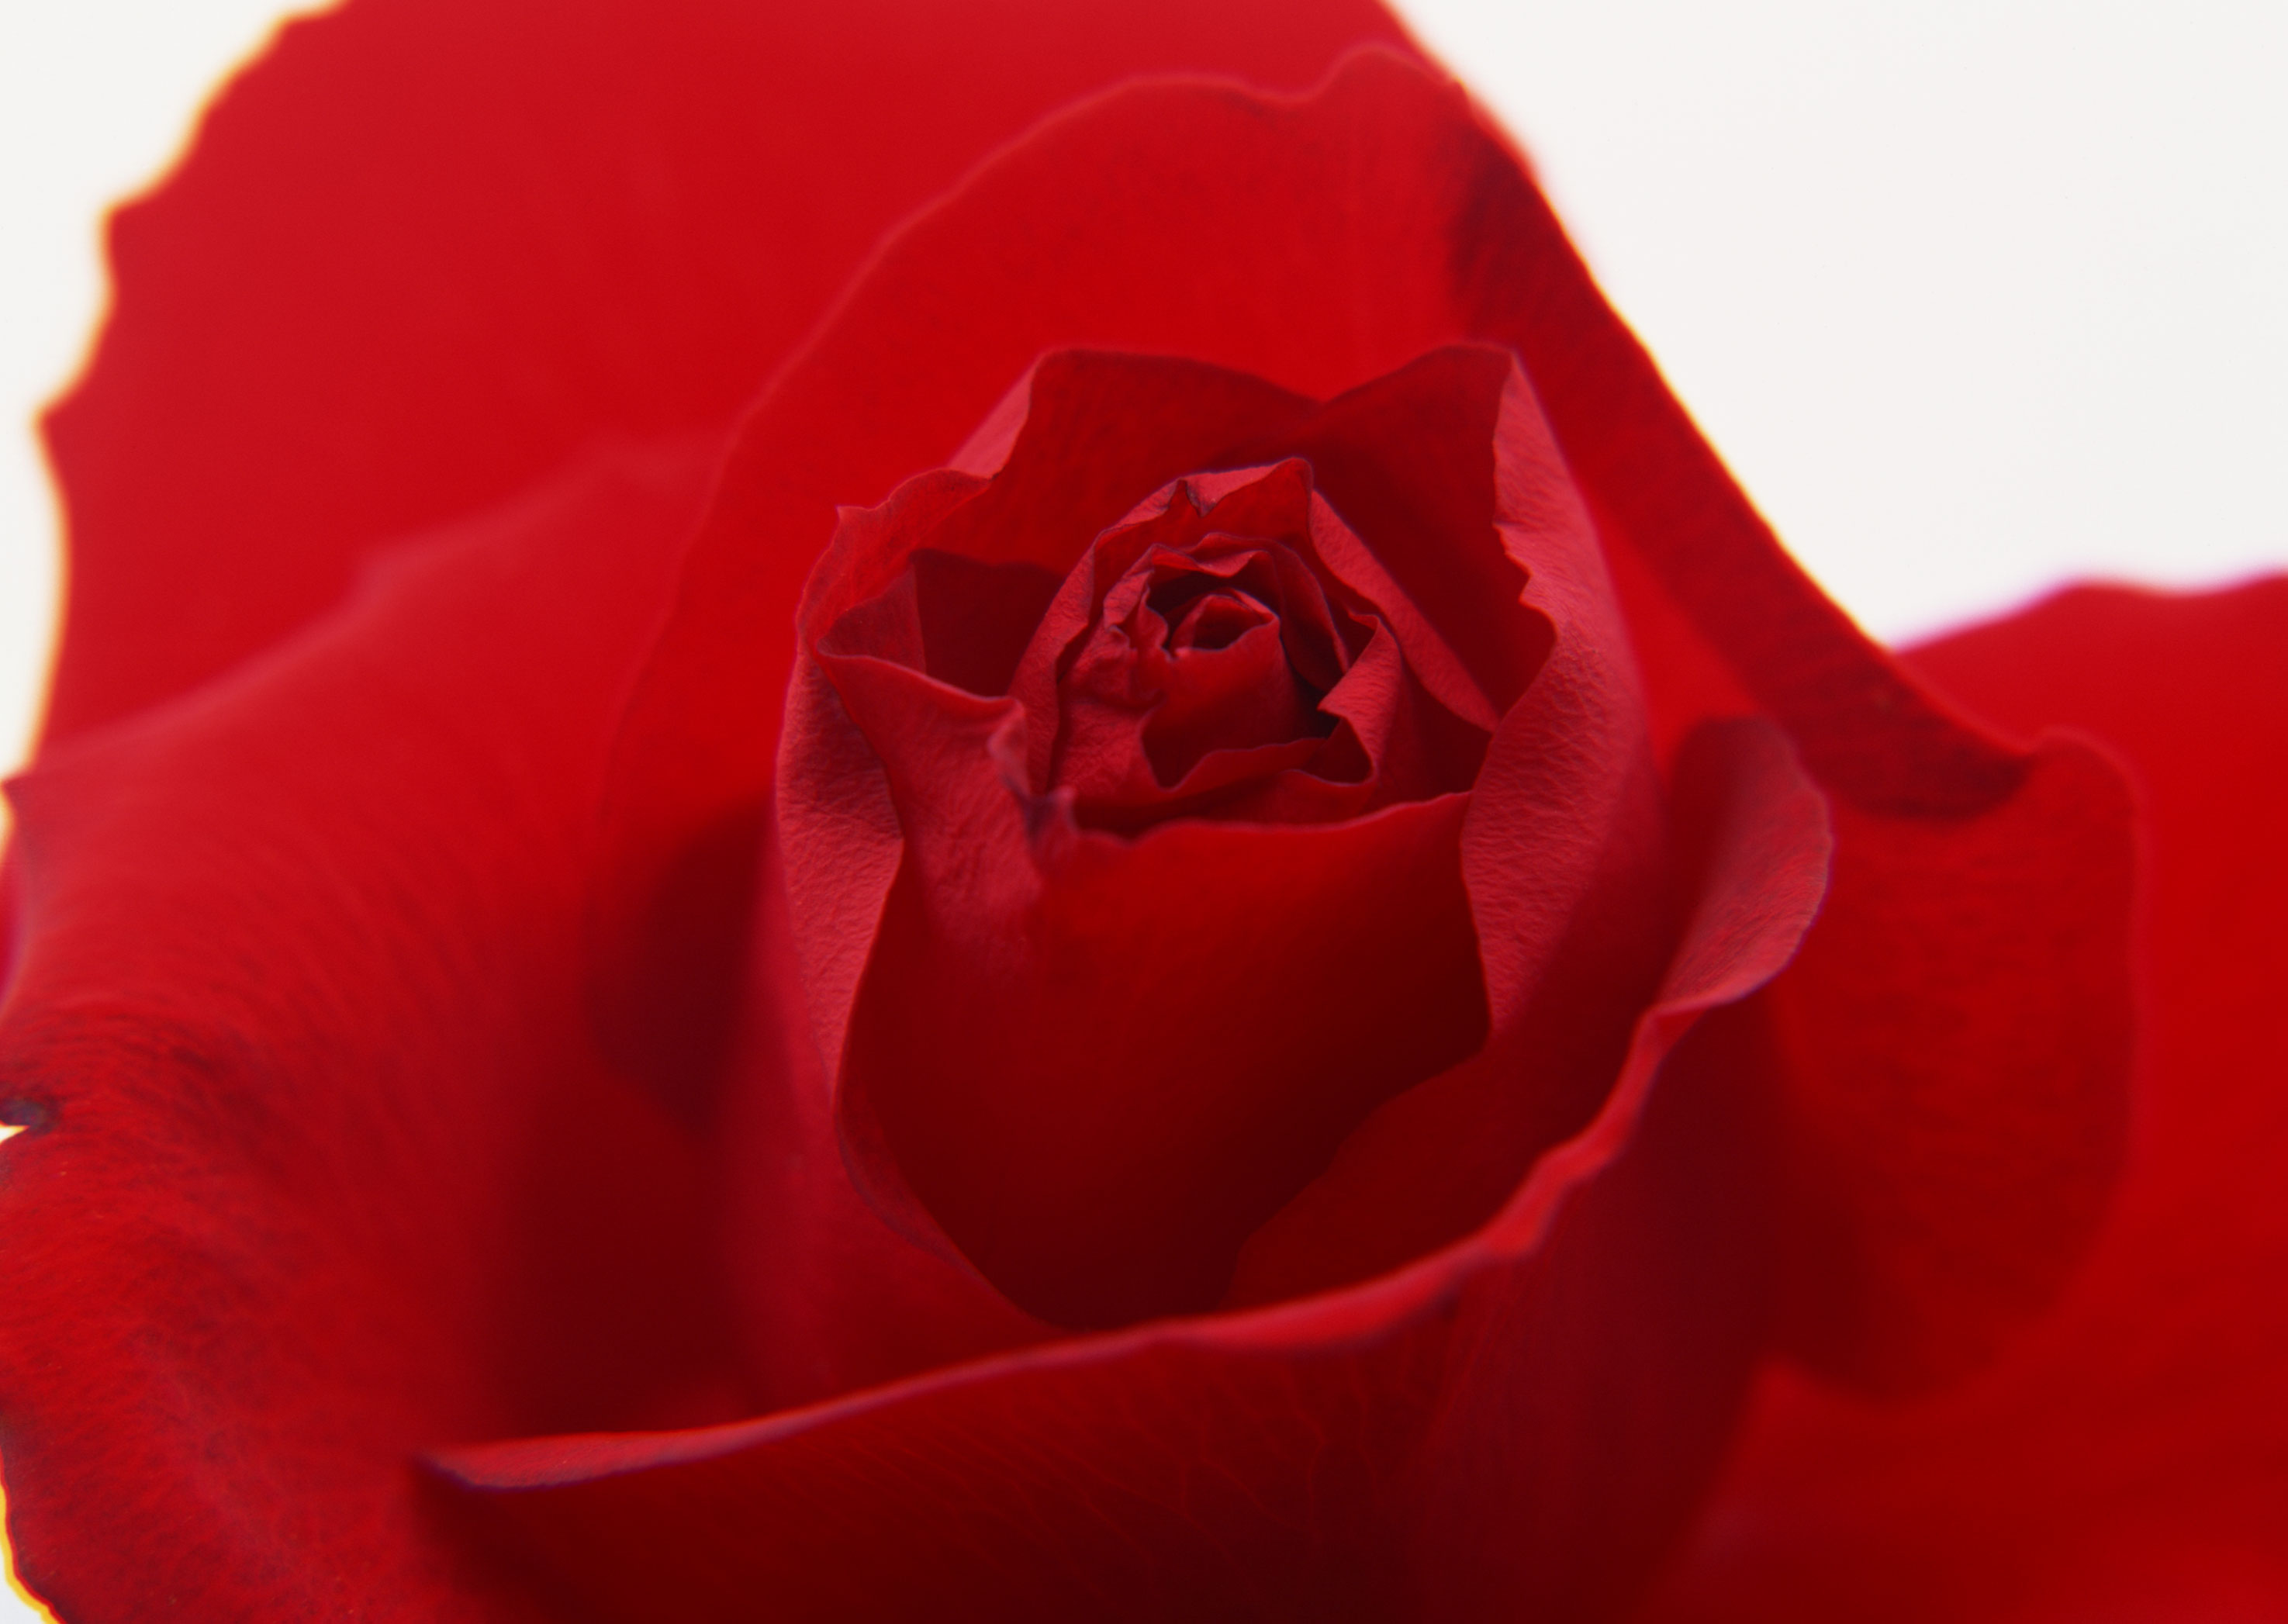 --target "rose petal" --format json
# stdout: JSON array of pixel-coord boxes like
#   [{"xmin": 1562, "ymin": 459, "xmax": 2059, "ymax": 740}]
[
  {"xmin": 769, "ymin": 344, "xmax": 1640, "ymax": 1334},
  {"xmin": 593, "ymin": 53, "xmax": 1491, "ymax": 1099},
  {"xmin": 1641, "ymin": 578, "xmax": 2288, "ymax": 1622},
  {"xmin": 601, "ymin": 51, "xmax": 2134, "ymax": 1391},
  {"xmin": 0, "ymin": 442, "xmax": 737, "ymax": 1620},
  {"xmin": 40, "ymin": 0, "xmax": 1409, "ymax": 745},
  {"xmin": 1761, "ymin": 737, "xmax": 2135, "ymax": 1390},
  {"xmin": 814, "ymin": 641, "xmax": 1490, "ymax": 1327},
  {"xmin": 1443, "ymin": 97, "xmax": 2139, "ymax": 1392},
  {"xmin": 1007, "ymin": 466, "xmax": 1362, "ymax": 821},
  {"xmin": 1229, "ymin": 358, "xmax": 1675, "ymax": 1301},
  {"xmin": 432, "ymin": 716, "xmax": 1830, "ymax": 1622}
]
